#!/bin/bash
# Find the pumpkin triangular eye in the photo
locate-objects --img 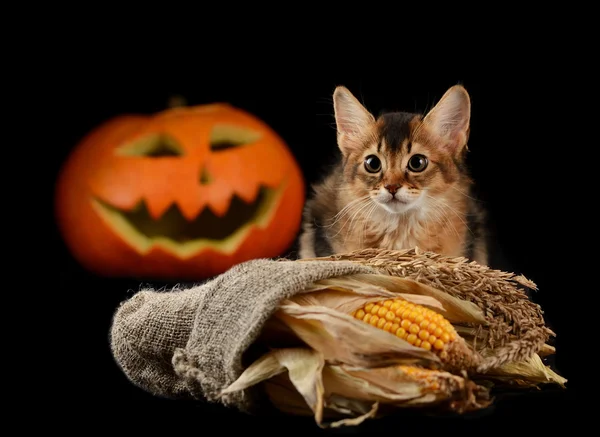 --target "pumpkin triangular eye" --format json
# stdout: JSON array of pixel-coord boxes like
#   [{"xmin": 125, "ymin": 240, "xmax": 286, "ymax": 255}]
[
  {"xmin": 210, "ymin": 124, "xmax": 262, "ymax": 151},
  {"xmin": 116, "ymin": 134, "xmax": 183, "ymax": 157}
]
